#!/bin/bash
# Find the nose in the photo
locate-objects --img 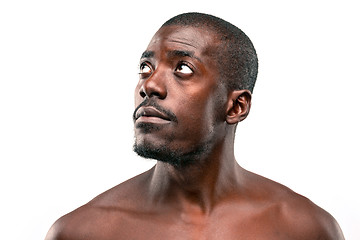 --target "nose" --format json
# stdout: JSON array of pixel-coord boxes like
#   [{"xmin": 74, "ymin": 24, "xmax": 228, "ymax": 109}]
[{"xmin": 139, "ymin": 68, "xmax": 167, "ymax": 99}]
